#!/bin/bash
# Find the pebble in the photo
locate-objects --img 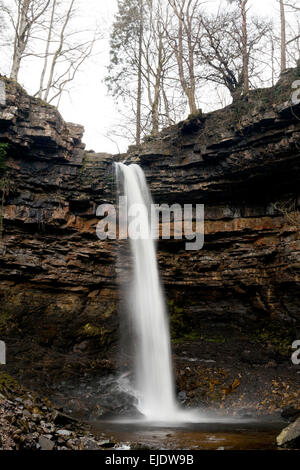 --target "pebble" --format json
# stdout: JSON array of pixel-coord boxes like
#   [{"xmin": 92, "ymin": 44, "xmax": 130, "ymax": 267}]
[{"xmin": 56, "ymin": 430, "xmax": 72, "ymax": 437}]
